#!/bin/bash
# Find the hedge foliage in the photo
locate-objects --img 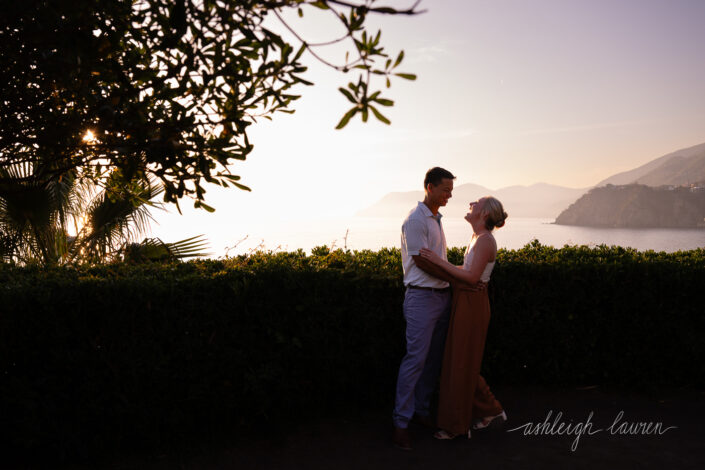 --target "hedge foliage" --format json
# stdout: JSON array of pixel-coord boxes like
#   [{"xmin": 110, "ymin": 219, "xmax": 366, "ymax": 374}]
[{"xmin": 1, "ymin": 241, "xmax": 704, "ymax": 461}]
